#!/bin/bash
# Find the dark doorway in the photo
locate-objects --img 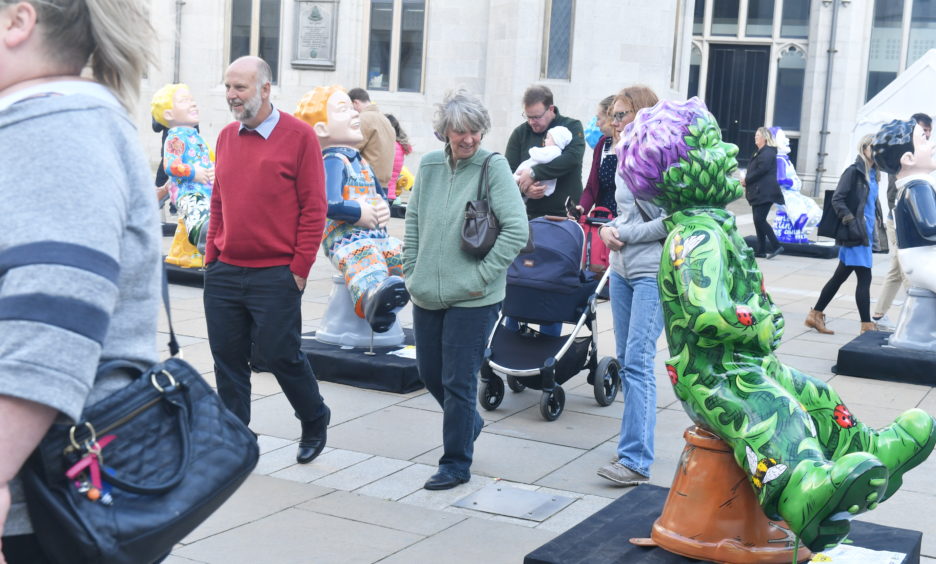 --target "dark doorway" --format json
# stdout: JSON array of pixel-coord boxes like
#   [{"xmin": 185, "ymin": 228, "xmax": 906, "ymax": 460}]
[{"xmin": 705, "ymin": 44, "xmax": 770, "ymax": 168}]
